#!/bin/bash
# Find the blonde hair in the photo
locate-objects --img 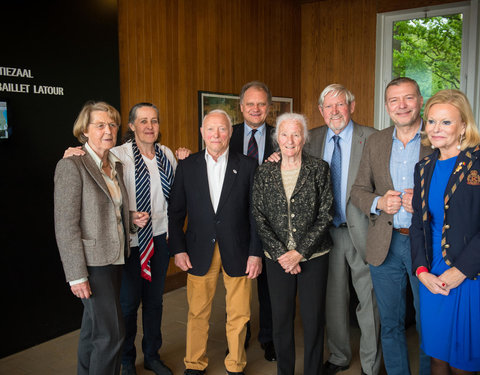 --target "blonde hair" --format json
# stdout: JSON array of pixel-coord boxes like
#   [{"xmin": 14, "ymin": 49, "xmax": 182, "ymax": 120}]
[
  {"xmin": 72, "ymin": 101, "xmax": 121, "ymax": 143},
  {"xmin": 422, "ymin": 89, "xmax": 480, "ymax": 150}
]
